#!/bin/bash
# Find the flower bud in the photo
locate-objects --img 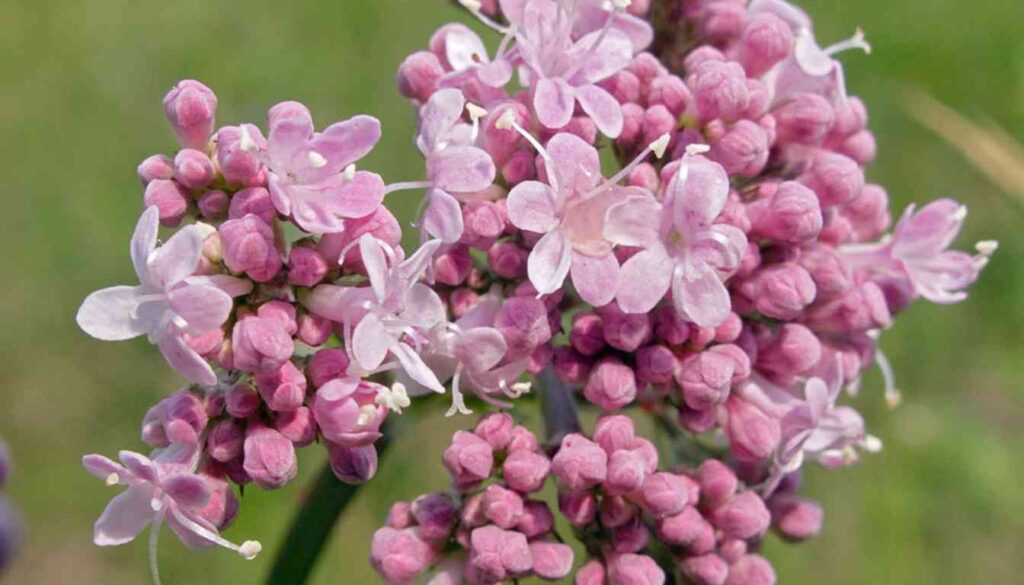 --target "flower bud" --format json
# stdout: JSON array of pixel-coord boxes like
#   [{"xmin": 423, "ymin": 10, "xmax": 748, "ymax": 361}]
[
  {"xmin": 746, "ymin": 181, "xmax": 823, "ymax": 243},
  {"xmin": 551, "ymin": 433, "xmax": 608, "ymax": 492},
  {"xmin": 639, "ymin": 472, "xmax": 690, "ymax": 518},
  {"xmin": 711, "ymin": 491, "xmax": 771, "ymax": 539},
  {"xmin": 141, "ymin": 391, "xmax": 207, "ymax": 447},
  {"xmin": 307, "ymin": 348, "xmax": 349, "ymax": 388},
  {"xmin": 143, "ymin": 179, "xmax": 189, "ymax": 227},
  {"xmin": 442, "ymin": 431, "xmax": 494, "ymax": 490},
  {"xmin": 163, "ymin": 79, "xmax": 216, "ymax": 149},
  {"xmin": 584, "ymin": 358, "xmax": 638, "ymax": 411},
  {"xmin": 313, "ymin": 378, "xmax": 384, "ymax": 447},
  {"xmin": 641, "ymin": 105, "xmax": 676, "ymax": 149},
  {"xmin": 474, "ymin": 412, "xmax": 514, "ymax": 450},
  {"xmin": 468, "ymin": 526, "xmax": 532, "ymax": 580},
  {"xmin": 697, "ymin": 459, "xmax": 737, "ymax": 507},
  {"xmin": 370, "ymin": 527, "xmax": 434, "ymax": 584},
  {"xmin": 605, "ymin": 449, "xmax": 649, "ymax": 496},
  {"xmin": 220, "ymin": 214, "xmax": 281, "ymax": 283},
  {"xmin": 216, "ymin": 124, "xmax": 266, "ymax": 187},
  {"xmin": 611, "ymin": 517, "xmax": 651, "ymax": 554},
  {"xmin": 690, "ymin": 60, "xmax": 750, "ymax": 122},
  {"xmin": 411, "ymin": 492, "xmax": 456, "ymax": 541},
  {"xmin": 137, "ymin": 154, "xmax": 175, "ymax": 184},
  {"xmin": 553, "ymin": 348, "xmax": 592, "ymax": 384},
  {"xmin": 558, "ymin": 490, "xmax": 598, "ymax": 526},
  {"xmin": 798, "ymin": 151, "xmax": 864, "ymax": 207},
  {"xmin": 676, "ymin": 345, "xmax": 749, "ymax": 410},
  {"xmin": 757, "ymin": 324, "xmax": 822, "ymax": 380},
  {"xmin": 243, "ymin": 424, "xmax": 297, "ymax": 490},
  {"xmin": 710, "ymin": 120, "xmax": 770, "ymax": 177},
  {"xmin": 529, "ymin": 542, "xmax": 574, "ymax": 581},
  {"xmin": 593, "ymin": 415, "xmax": 636, "ymax": 455},
  {"xmin": 197, "ymin": 189, "xmax": 229, "ymax": 220},
  {"xmin": 805, "ymin": 281, "xmax": 891, "ymax": 333},
  {"xmin": 397, "ymin": 51, "xmax": 444, "ymax": 103},
  {"xmin": 502, "ymin": 449, "xmax": 551, "ymax": 494},
  {"xmin": 228, "ymin": 187, "xmax": 275, "ymax": 224},
  {"xmin": 461, "ymin": 200, "xmax": 506, "ymax": 249},
  {"xmin": 725, "ymin": 555, "xmax": 776, "ymax": 585},
  {"xmin": 287, "ymin": 246, "xmax": 329, "ymax": 287},
  {"xmin": 173, "ymin": 148, "xmax": 215, "ymax": 189},
  {"xmin": 206, "ymin": 419, "xmax": 244, "ymax": 462},
  {"xmin": 601, "ymin": 70, "xmax": 641, "ymax": 104},
  {"xmin": 741, "ymin": 262, "xmax": 817, "ymax": 320},
  {"xmin": 274, "ymin": 406, "xmax": 317, "ymax": 447},
  {"xmin": 654, "ymin": 305, "xmax": 691, "ymax": 345},
  {"xmin": 736, "ymin": 12, "xmax": 793, "ymax": 77},
  {"xmin": 487, "ymin": 242, "xmax": 528, "ymax": 279},
  {"xmin": 231, "ymin": 314, "xmax": 294, "ymax": 373},
  {"xmin": 725, "ymin": 397, "xmax": 781, "ymax": 462},
  {"xmin": 607, "ymin": 553, "xmax": 665, "ymax": 585},
  {"xmin": 225, "ymin": 383, "xmax": 260, "ymax": 418},
  {"xmin": 775, "ymin": 93, "xmax": 834, "ymax": 146},
  {"xmin": 481, "ymin": 484, "xmax": 525, "ymax": 529},
  {"xmin": 501, "ymin": 149, "xmax": 536, "ymax": 184},
  {"xmin": 430, "ymin": 245, "xmax": 470, "ymax": 286},
  {"xmin": 495, "ymin": 297, "xmax": 551, "ymax": 361},
  {"xmin": 254, "ymin": 360, "xmax": 306, "ymax": 412},
  {"xmin": 600, "ymin": 304, "xmax": 652, "ymax": 352},
  {"xmin": 657, "ymin": 506, "xmax": 714, "ymax": 550},
  {"xmin": 328, "ymin": 442, "xmax": 379, "ymax": 484},
  {"xmin": 770, "ymin": 495, "xmax": 823, "ymax": 541},
  {"xmin": 576, "ymin": 560, "xmax": 607, "ymax": 585},
  {"xmin": 648, "ymin": 75, "xmax": 692, "ymax": 117}
]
